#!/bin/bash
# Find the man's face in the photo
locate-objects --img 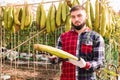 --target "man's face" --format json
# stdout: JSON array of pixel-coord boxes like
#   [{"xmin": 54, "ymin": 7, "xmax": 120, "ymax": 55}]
[{"xmin": 70, "ymin": 9, "xmax": 86, "ymax": 30}]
